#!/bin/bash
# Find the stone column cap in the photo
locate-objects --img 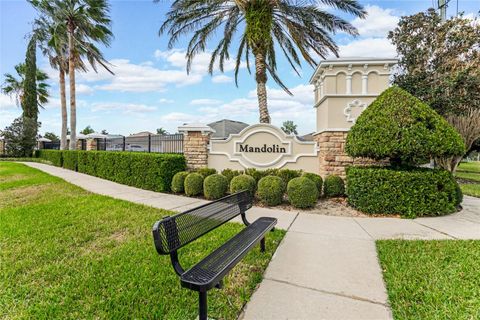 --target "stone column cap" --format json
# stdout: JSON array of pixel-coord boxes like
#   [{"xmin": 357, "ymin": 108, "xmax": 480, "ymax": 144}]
[{"xmin": 178, "ymin": 123, "xmax": 216, "ymax": 134}]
